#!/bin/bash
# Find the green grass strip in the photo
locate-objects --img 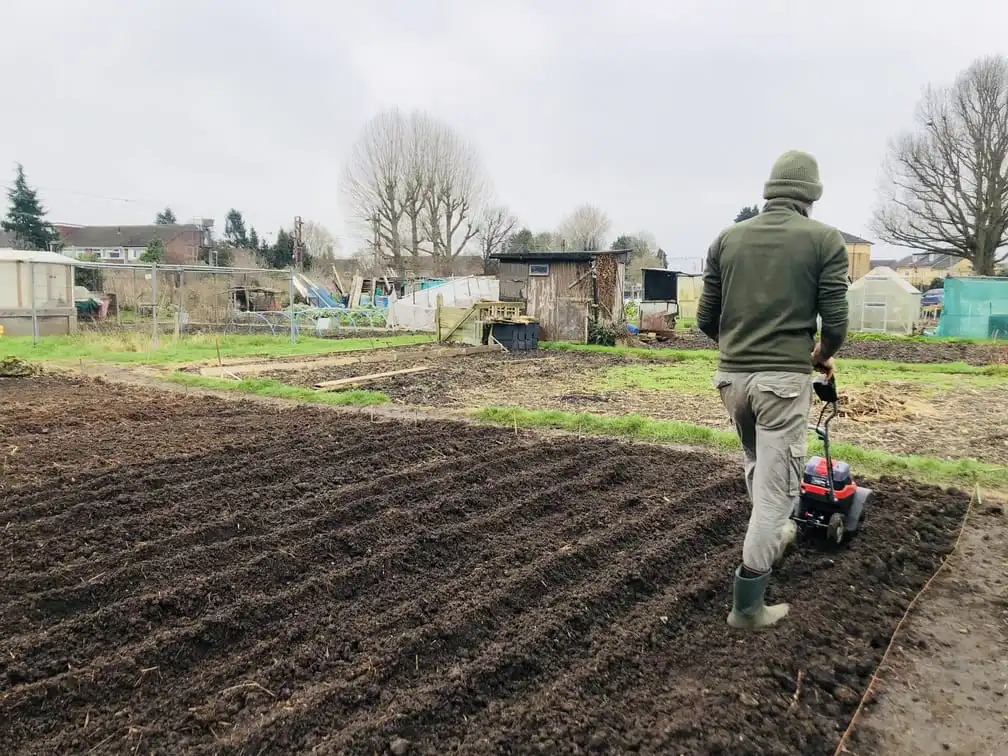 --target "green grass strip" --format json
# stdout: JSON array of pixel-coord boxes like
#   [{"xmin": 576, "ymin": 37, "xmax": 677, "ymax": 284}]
[
  {"xmin": 474, "ymin": 405, "xmax": 1008, "ymax": 490},
  {"xmin": 540, "ymin": 341, "xmax": 1008, "ymax": 379},
  {"xmin": 164, "ymin": 372, "xmax": 389, "ymax": 407},
  {"xmin": 1, "ymin": 332, "xmax": 433, "ymax": 366}
]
